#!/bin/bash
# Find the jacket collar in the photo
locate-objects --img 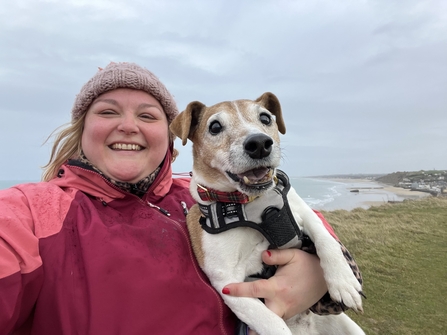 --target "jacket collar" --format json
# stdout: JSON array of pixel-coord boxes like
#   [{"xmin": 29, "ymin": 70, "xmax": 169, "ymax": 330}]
[{"xmin": 49, "ymin": 147, "xmax": 174, "ymax": 203}]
